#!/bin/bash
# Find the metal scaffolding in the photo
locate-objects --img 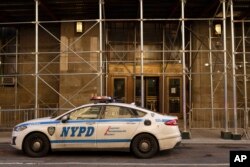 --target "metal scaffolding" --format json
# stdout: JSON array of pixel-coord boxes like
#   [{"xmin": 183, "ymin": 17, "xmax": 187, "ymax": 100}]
[{"xmin": 0, "ymin": 0, "xmax": 249, "ymax": 139}]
